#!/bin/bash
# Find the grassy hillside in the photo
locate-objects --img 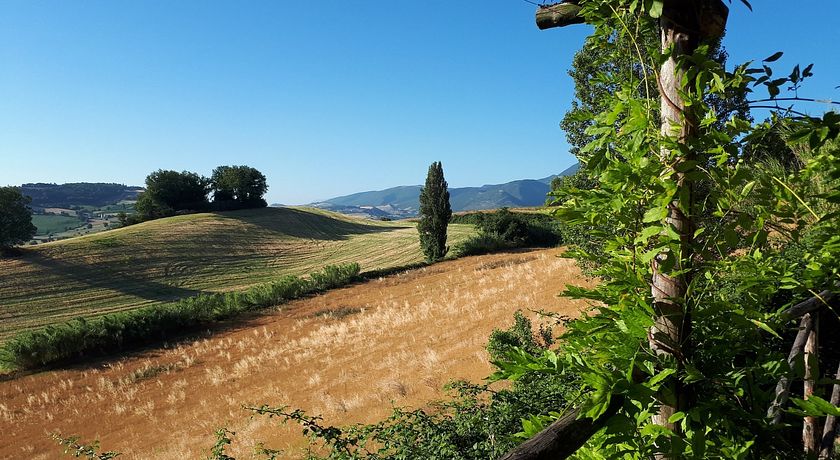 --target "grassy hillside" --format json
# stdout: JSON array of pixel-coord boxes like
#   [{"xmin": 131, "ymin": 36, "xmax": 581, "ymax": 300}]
[{"xmin": 0, "ymin": 207, "xmax": 474, "ymax": 340}]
